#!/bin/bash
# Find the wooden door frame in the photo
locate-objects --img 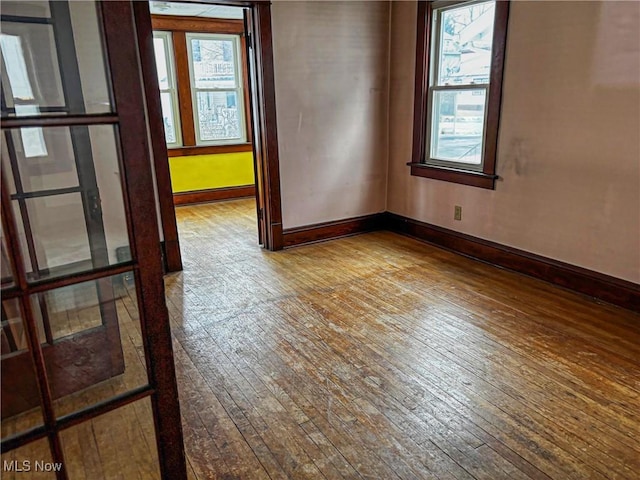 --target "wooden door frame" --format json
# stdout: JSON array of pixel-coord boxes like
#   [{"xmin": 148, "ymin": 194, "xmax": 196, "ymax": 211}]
[{"xmin": 138, "ymin": 0, "xmax": 284, "ymax": 269}]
